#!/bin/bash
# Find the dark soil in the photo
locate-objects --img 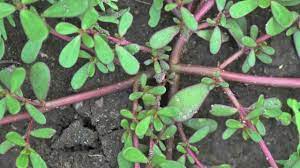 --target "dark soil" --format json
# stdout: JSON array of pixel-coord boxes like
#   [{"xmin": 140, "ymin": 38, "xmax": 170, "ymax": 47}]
[{"xmin": 1, "ymin": 1, "xmax": 300, "ymax": 168}]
